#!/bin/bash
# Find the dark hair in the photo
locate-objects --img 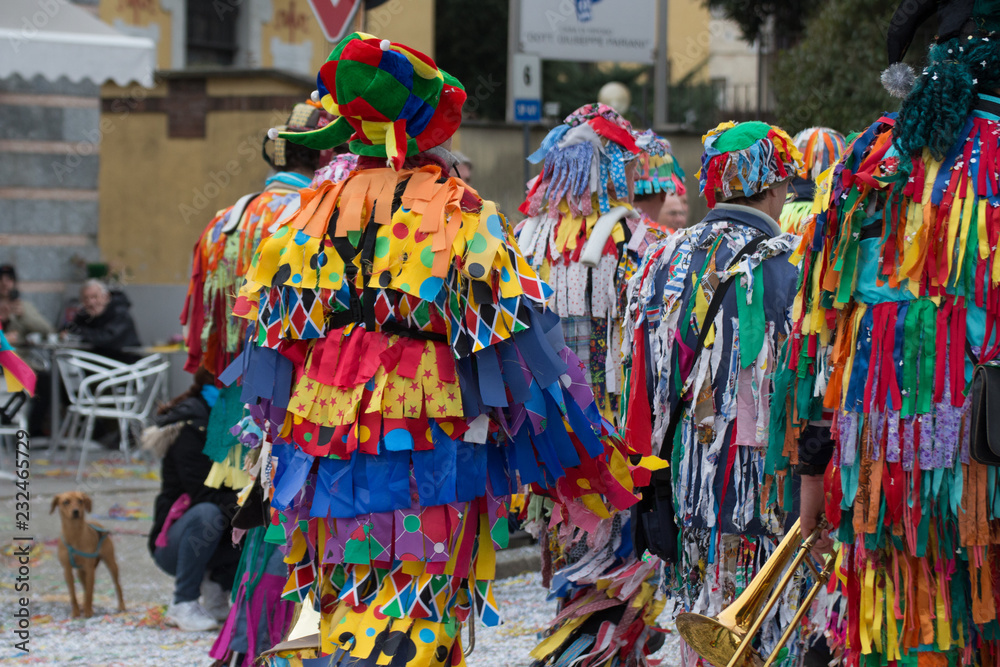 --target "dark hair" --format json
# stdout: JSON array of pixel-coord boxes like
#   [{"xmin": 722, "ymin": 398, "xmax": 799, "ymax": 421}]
[
  {"xmin": 895, "ymin": 35, "xmax": 1000, "ymax": 159},
  {"xmin": 726, "ymin": 190, "xmax": 770, "ymax": 206},
  {"xmin": 157, "ymin": 366, "xmax": 215, "ymax": 415},
  {"xmin": 282, "ymin": 140, "xmax": 323, "ymax": 173},
  {"xmin": 0, "ymin": 265, "xmax": 16, "ymax": 280}
]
